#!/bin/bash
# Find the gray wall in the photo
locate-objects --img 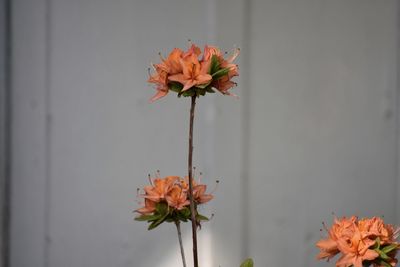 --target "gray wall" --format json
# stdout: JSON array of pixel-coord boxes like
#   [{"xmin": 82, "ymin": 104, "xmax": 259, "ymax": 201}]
[
  {"xmin": 0, "ymin": 0, "xmax": 10, "ymax": 266},
  {"xmin": 0, "ymin": 0, "xmax": 5, "ymax": 264},
  {"xmin": 9, "ymin": 1, "xmax": 399, "ymax": 267}
]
